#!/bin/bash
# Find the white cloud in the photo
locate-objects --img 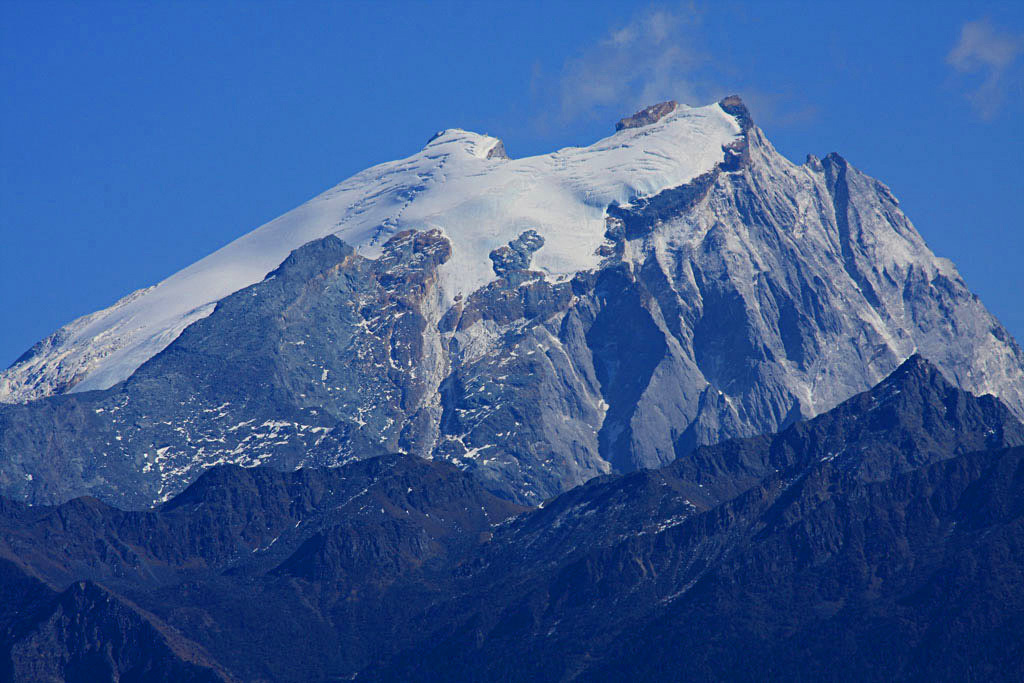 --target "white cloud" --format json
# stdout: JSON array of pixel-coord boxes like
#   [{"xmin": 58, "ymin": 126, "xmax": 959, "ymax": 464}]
[
  {"xmin": 529, "ymin": 2, "xmax": 814, "ymax": 133},
  {"xmin": 550, "ymin": 5, "xmax": 711, "ymax": 124},
  {"xmin": 947, "ymin": 19, "xmax": 1024, "ymax": 119}
]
